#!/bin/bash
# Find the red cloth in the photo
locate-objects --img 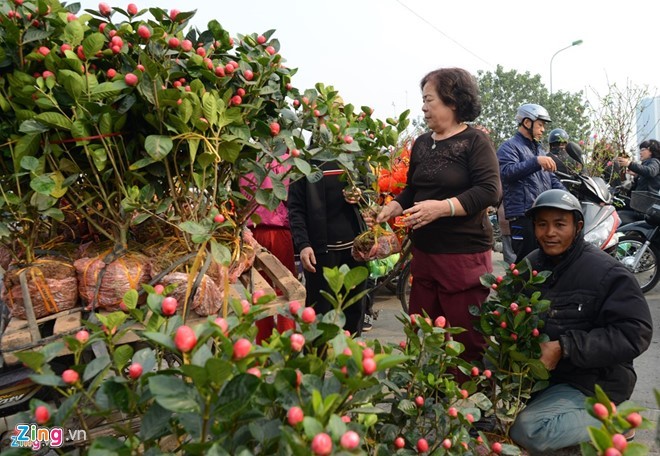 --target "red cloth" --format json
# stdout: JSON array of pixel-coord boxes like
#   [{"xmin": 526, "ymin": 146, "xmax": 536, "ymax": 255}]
[
  {"xmin": 252, "ymin": 226, "xmax": 296, "ymax": 344},
  {"xmin": 408, "ymin": 247, "xmax": 492, "ymax": 368}
]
